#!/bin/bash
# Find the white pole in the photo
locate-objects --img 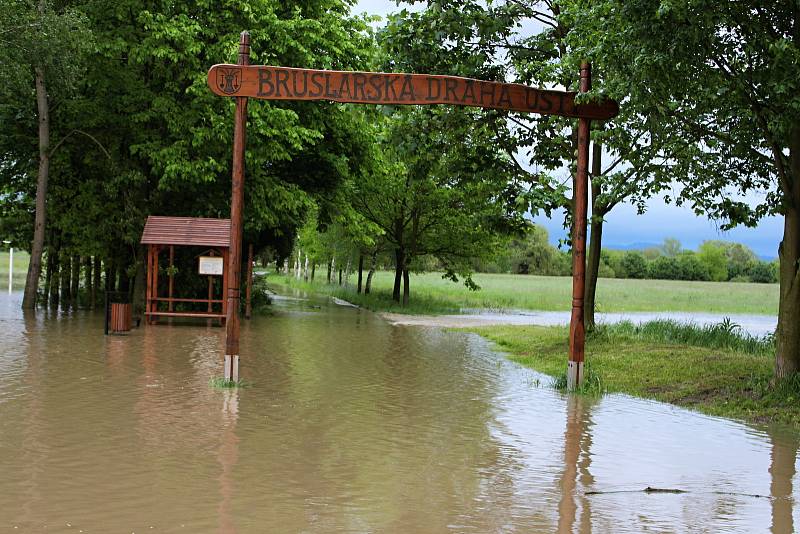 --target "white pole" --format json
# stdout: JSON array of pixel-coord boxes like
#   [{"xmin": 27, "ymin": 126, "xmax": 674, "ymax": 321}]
[{"xmin": 8, "ymin": 247, "xmax": 11, "ymax": 294}]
